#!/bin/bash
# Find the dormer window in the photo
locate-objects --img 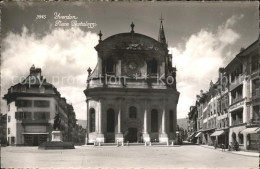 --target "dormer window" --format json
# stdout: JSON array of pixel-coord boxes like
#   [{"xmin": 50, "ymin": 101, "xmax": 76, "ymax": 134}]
[
  {"xmin": 21, "ymin": 86, "xmax": 26, "ymax": 92},
  {"xmin": 106, "ymin": 58, "xmax": 115, "ymax": 74}
]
